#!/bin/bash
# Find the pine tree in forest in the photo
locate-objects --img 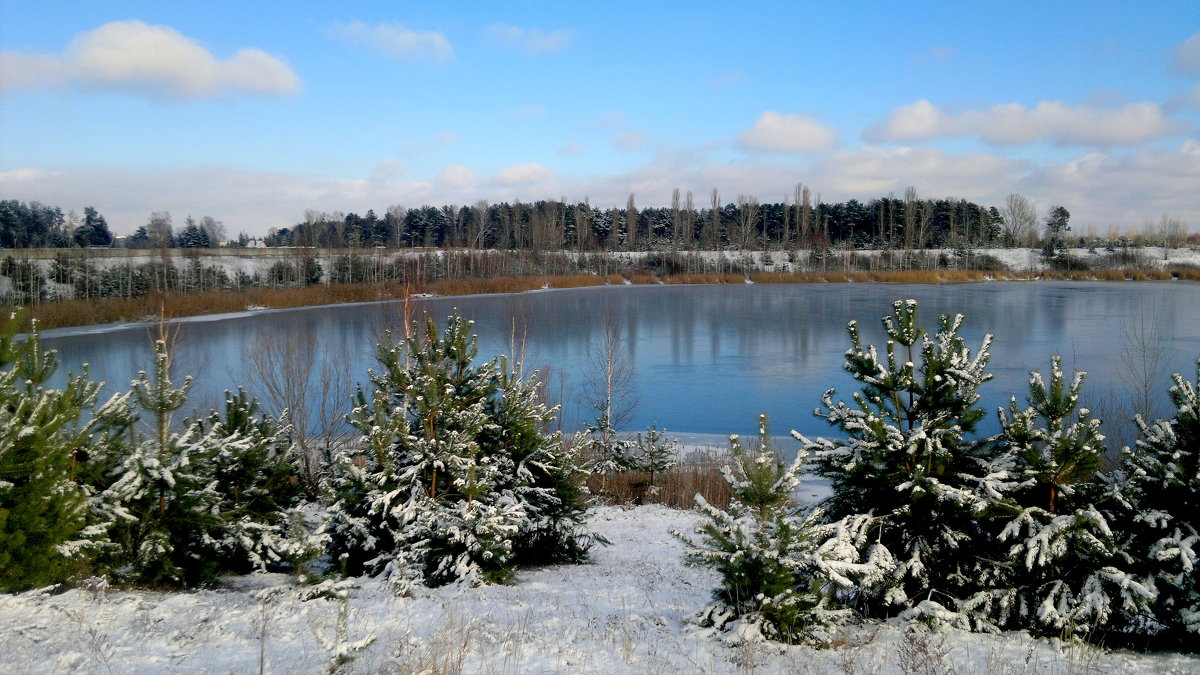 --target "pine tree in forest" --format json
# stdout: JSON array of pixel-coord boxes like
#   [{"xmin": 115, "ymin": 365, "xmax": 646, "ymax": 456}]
[
  {"xmin": 1107, "ymin": 361, "xmax": 1200, "ymax": 642},
  {"xmin": 797, "ymin": 299, "xmax": 1000, "ymax": 625},
  {"xmin": 324, "ymin": 313, "xmax": 592, "ymax": 593},
  {"xmin": 0, "ymin": 313, "xmax": 108, "ymax": 591}
]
